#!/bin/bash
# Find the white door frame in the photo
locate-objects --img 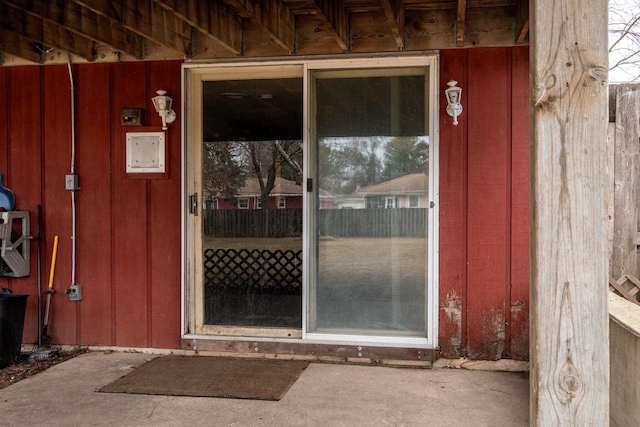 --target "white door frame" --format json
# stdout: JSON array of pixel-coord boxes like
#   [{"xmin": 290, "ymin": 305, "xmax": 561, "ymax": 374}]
[{"xmin": 181, "ymin": 55, "xmax": 439, "ymax": 349}]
